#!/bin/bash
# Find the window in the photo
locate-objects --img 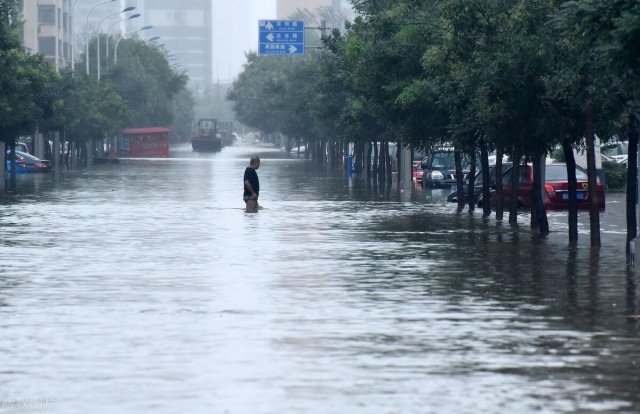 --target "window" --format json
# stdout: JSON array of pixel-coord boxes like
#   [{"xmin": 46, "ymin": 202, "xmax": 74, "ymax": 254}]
[
  {"xmin": 38, "ymin": 37, "xmax": 56, "ymax": 56},
  {"xmin": 174, "ymin": 11, "xmax": 186, "ymax": 25},
  {"xmin": 431, "ymin": 151, "xmax": 456, "ymax": 170},
  {"xmin": 502, "ymin": 166, "xmax": 526, "ymax": 185},
  {"xmin": 38, "ymin": 5, "xmax": 55, "ymax": 25}
]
